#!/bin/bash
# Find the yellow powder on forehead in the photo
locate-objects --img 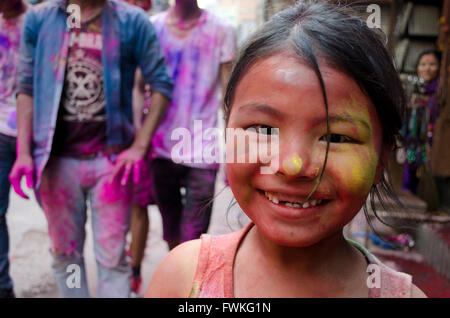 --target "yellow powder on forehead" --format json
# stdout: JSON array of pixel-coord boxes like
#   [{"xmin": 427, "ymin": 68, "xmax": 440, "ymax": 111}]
[
  {"xmin": 349, "ymin": 94, "xmax": 368, "ymax": 111},
  {"xmin": 332, "ymin": 95, "xmax": 374, "ymax": 143},
  {"xmin": 342, "ymin": 95, "xmax": 372, "ymax": 122},
  {"xmin": 282, "ymin": 153, "xmax": 303, "ymax": 175}
]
